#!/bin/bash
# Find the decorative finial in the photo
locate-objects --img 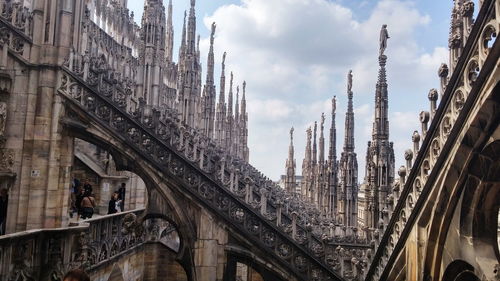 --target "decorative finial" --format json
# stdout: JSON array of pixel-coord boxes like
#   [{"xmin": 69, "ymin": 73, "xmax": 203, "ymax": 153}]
[
  {"xmin": 379, "ymin": 24, "xmax": 390, "ymax": 56},
  {"xmin": 191, "ymin": 0, "xmax": 195, "ymax": 8},
  {"xmin": 332, "ymin": 96, "xmax": 337, "ymax": 113},
  {"xmin": 222, "ymin": 52, "xmax": 227, "ymax": 64},
  {"xmin": 290, "ymin": 127, "xmax": 294, "ymax": 143},
  {"xmin": 321, "ymin": 113, "xmax": 325, "ymax": 127},
  {"xmin": 243, "ymin": 81, "xmax": 246, "ymax": 94}
]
